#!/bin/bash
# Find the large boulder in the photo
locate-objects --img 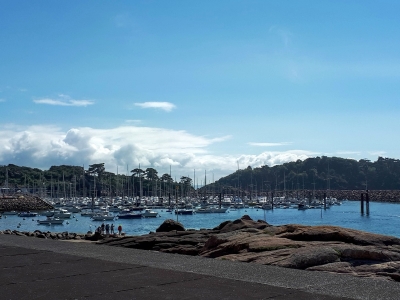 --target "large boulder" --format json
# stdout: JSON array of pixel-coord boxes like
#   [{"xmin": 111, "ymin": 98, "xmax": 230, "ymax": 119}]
[
  {"xmin": 156, "ymin": 219, "xmax": 185, "ymax": 232},
  {"xmin": 276, "ymin": 224, "xmax": 400, "ymax": 246},
  {"xmin": 213, "ymin": 215, "xmax": 270, "ymax": 233}
]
